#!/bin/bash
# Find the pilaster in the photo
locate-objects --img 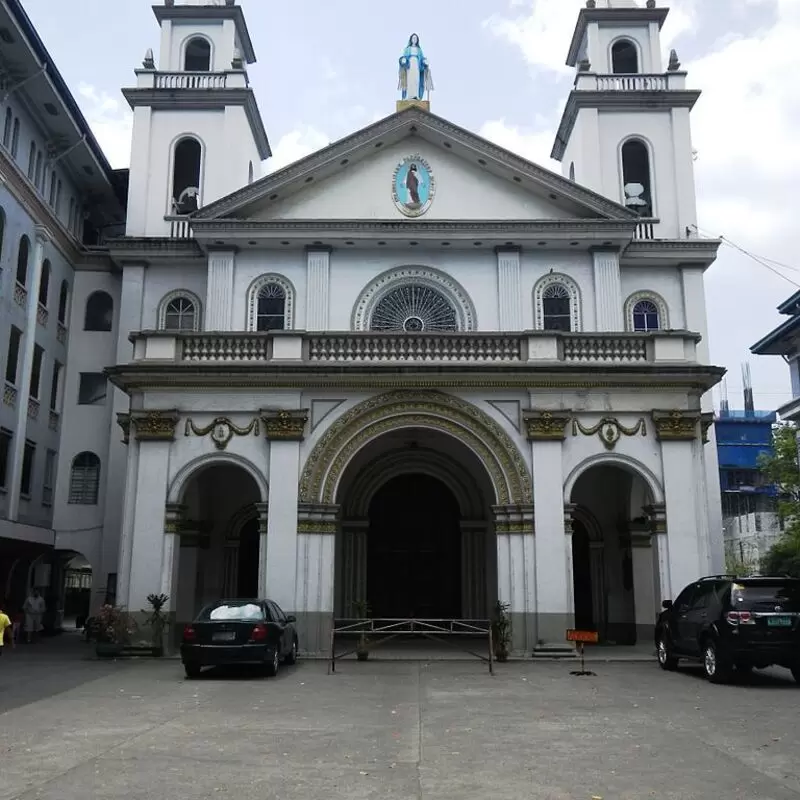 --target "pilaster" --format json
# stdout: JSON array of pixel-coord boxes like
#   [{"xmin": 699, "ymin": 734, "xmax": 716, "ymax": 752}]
[
  {"xmin": 339, "ymin": 518, "xmax": 368, "ymax": 616},
  {"xmin": 7, "ymin": 227, "xmax": 49, "ymax": 520},
  {"xmin": 495, "ymin": 246, "xmax": 523, "ymax": 331},
  {"xmin": 160, "ymin": 503, "xmax": 186, "ymax": 612},
  {"xmin": 591, "ymin": 247, "xmax": 623, "ymax": 332},
  {"xmin": 205, "ymin": 248, "xmax": 236, "ymax": 331},
  {"xmin": 645, "ymin": 503, "xmax": 670, "ymax": 605},
  {"xmin": 305, "ymin": 247, "xmax": 331, "ymax": 331}
]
